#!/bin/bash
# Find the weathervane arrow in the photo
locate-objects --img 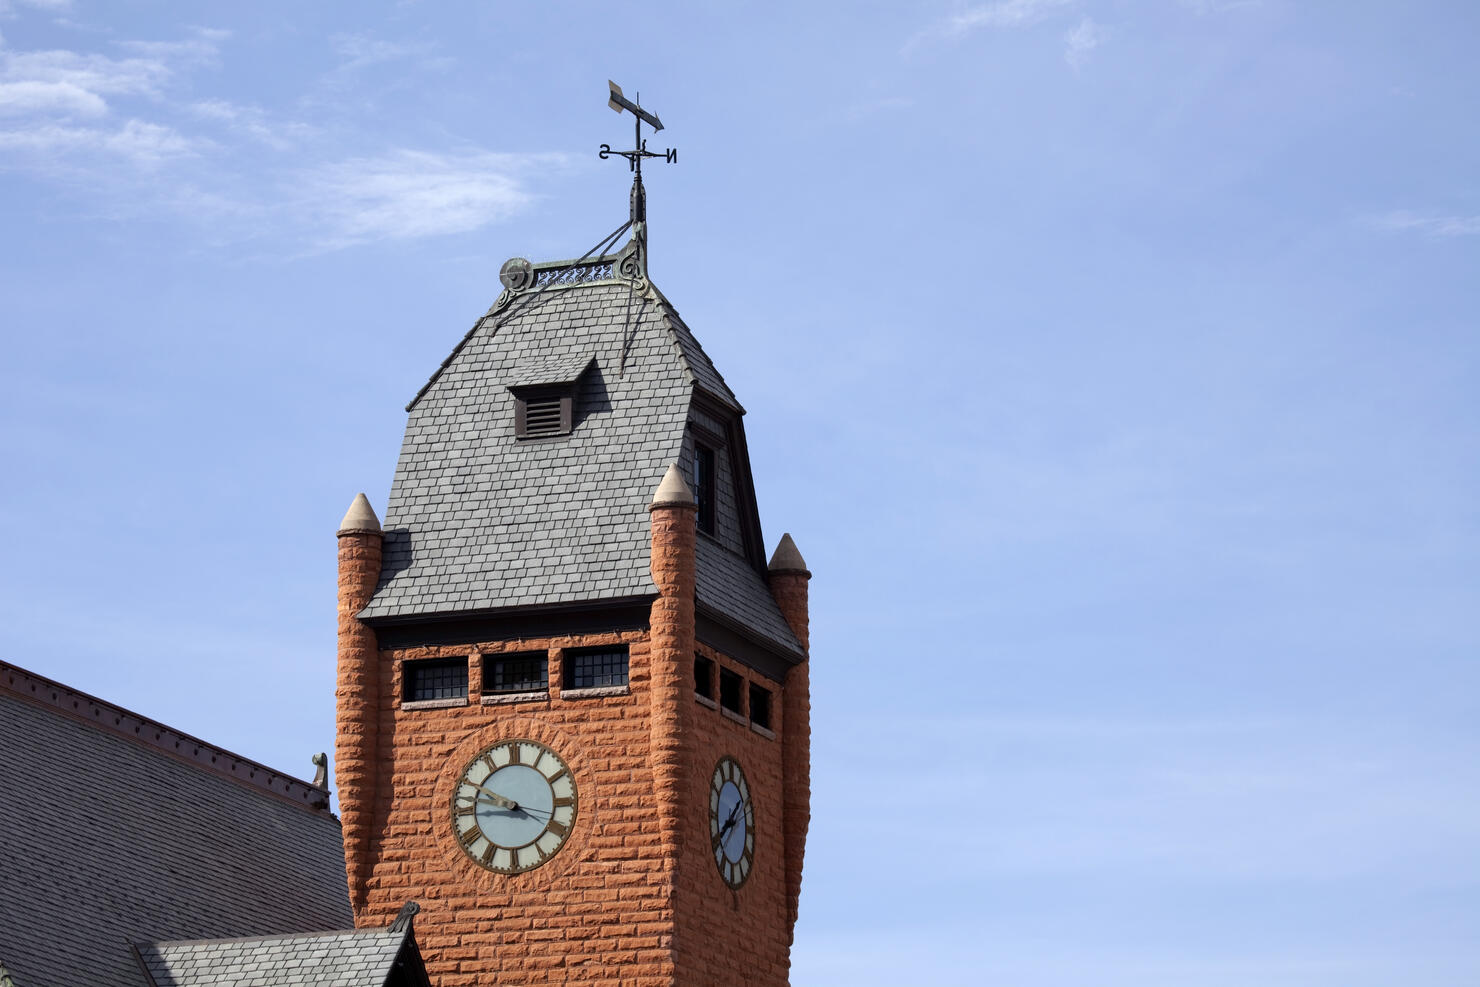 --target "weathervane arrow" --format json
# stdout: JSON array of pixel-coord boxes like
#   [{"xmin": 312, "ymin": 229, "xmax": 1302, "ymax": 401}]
[{"xmin": 608, "ymin": 80, "xmax": 663, "ymax": 132}]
